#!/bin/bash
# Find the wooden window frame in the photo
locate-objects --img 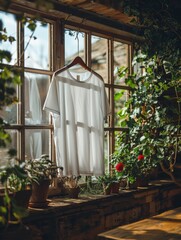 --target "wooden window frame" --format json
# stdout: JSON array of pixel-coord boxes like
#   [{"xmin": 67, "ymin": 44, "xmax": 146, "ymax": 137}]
[{"xmin": 1, "ymin": 6, "xmax": 133, "ymax": 187}]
